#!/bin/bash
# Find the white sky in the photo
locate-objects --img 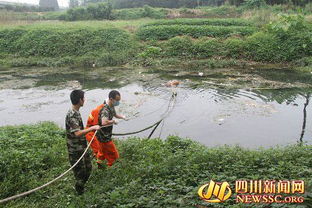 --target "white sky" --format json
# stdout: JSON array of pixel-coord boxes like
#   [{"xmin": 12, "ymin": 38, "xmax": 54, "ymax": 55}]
[{"xmin": 3, "ymin": 0, "xmax": 68, "ymax": 8}]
